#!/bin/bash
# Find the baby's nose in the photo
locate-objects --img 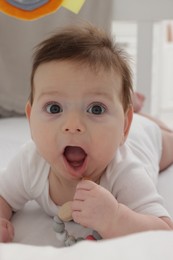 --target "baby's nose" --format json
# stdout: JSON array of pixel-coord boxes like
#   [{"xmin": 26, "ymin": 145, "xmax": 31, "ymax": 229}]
[{"xmin": 62, "ymin": 113, "xmax": 86, "ymax": 134}]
